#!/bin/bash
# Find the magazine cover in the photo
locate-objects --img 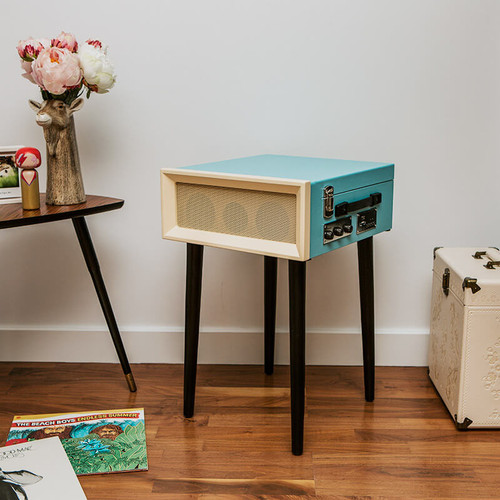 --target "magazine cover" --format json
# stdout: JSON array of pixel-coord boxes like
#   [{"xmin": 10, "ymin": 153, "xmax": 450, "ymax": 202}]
[
  {"xmin": 6, "ymin": 408, "xmax": 148, "ymax": 476},
  {"xmin": 0, "ymin": 146, "xmax": 22, "ymax": 203},
  {"xmin": 0, "ymin": 436, "xmax": 87, "ymax": 499}
]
